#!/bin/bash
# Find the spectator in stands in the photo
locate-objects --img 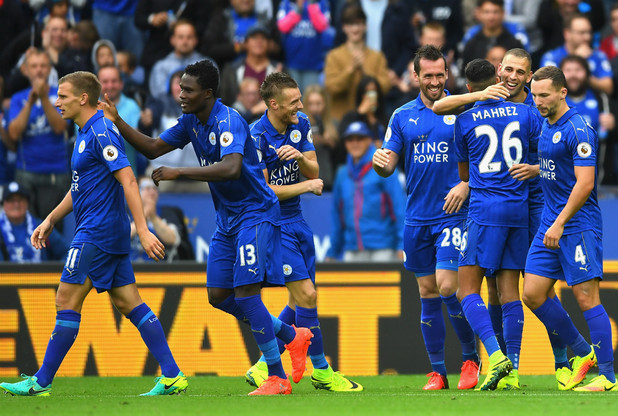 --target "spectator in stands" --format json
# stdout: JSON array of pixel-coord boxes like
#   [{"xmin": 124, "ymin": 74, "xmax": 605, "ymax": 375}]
[
  {"xmin": 412, "ymin": 0, "xmax": 463, "ymax": 57},
  {"xmin": 219, "ymin": 23, "xmax": 283, "ymax": 106},
  {"xmin": 200, "ymin": 0, "xmax": 280, "ymax": 69},
  {"xmin": 537, "ymin": 0, "xmax": 606, "ymax": 54},
  {"xmin": 303, "ymin": 83, "xmax": 339, "ymax": 190},
  {"xmin": 0, "ymin": 84, "xmax": 16, "ymax": 193},
  {"xmin": 98, "ymin": 65, "xmax": 145, "ymax": 177},
  {"xmin": 561, "ymin": 54, "xmax": 615, "ymax": 183},
  {"xmin": 6, "ymin": 49, "xmax": 70, "ymax": 221},
  {"xmin": 117, "ymin": 50, "xmax": 146, "ymax": 93},
  {"xmin": 324, "ymin": 4, "xmax": 390, "ymax": 120},
  {"xmin": 130, "ymin": 177, "xmax": 182, "ymax": 262},
  {"xmin": 541, "ymin": 14, "xmax": 613, "ymax": 95},
  {"xmin": 0, "ymin": 181, "xmax": 68, "ymax": 263},
  {"xmin": 600, "ymin": 2, "xmax": 618, "ymax": 60},
  {"xmin": 134, "ymin": 0, "xmax": 210, "ymax": 72},
  {"xmin": 277, "ymin": 0, "xmax": 334, "ymax": 91},
  {"xmin": 91, "ymin": 39, "xmax": 117, "ymax": 73},
  {"xmin": 502, "ymin": 0, "xmax": 543, "ymax": 63},
  {"xmin": 461, "ymin": 0, "xmax": 525, "ymax": 71},
  {"xmin": 486, "ymin": 45, "xmax": 508, "ymax": 71},
  {"xmin": 59, "ymin": 20, "xmax": 100, "ymax": 75},
  {"xmin": 232, "ymin": 77, "xmax": 266, "ymax": 124},
  {"xmin": 149, "ymin": 19, "xmax": 209, "ymax": 101},
  {"xmin": 91, "ymin": 0, "xmax": 145, "ymax": 62},
  {"xmin": 30, "ymin": 0, "xmax": 88, "ymax": 27},
  {"xmin": 326, "ymin": 121, "xmax": 404, "ymax": 262}
]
